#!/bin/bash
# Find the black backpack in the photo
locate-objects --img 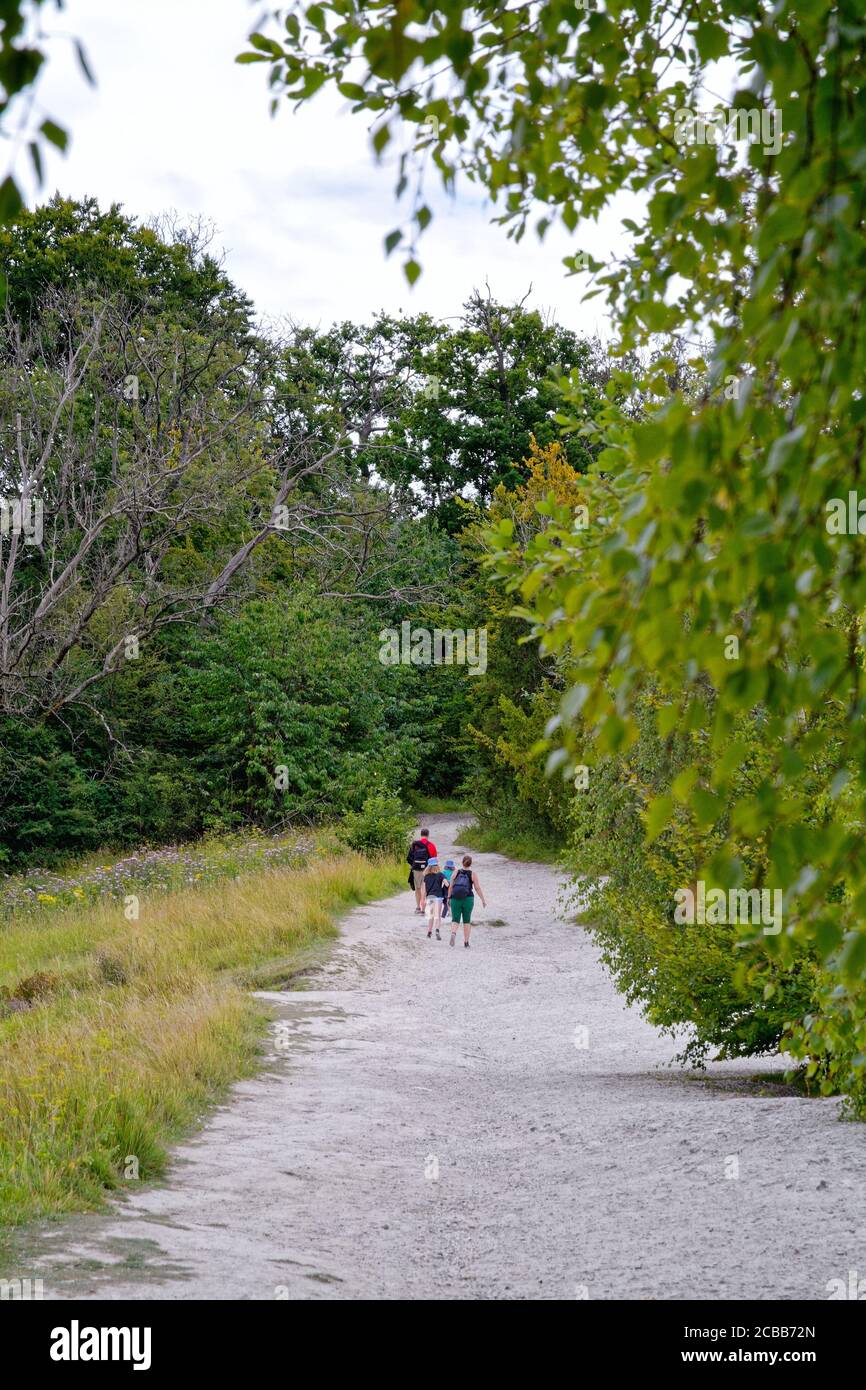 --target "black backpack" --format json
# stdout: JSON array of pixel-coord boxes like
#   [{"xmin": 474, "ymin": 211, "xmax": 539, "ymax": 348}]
[
  {"xmin": 450, "ymin": 868, "xmax": 473, "ymax": 899},
  {"xmin": 409, "ymin": 839, "xmax": 431, "ymax": 870}
]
